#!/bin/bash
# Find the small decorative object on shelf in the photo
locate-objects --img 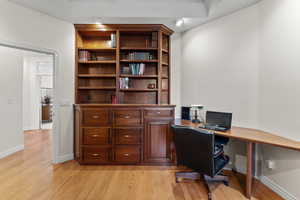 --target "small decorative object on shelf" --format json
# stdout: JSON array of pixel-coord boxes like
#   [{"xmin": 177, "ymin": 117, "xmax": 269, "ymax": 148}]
[
  {"xmin": 79, "ymin": 50, "xmax": 115, "ymax": 62},
  {"xmin": 111, "ymin": 95, "xmax": 117, "ymax": 104},
  {"xmin": 96, "ymin": 56, "xmax": 109, "ymax": 61},
  {"xmin": 119, "ymin": 77, "xmax": 130, "ymax": 89},
  {"xmin": 122, "ymin": 66, "xmax": 130, "ymax": 74},
  {"xmin": 126, "ymin": 52, "xmax": 155, "ymax": 60},
  {"xmin": 147, "ymin": 83, "xmax": 156, "ymax": 89},
  {"xmin": 129, "ymin": 63, "xmax": 145, "ymax": 75},
  {"xmin": 110, "ymin": 33, "xmax": 116, "ymax": 48},
  {"xmin": 79, "ymin": 50, "xmax": 90, "ymax": 61}
]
